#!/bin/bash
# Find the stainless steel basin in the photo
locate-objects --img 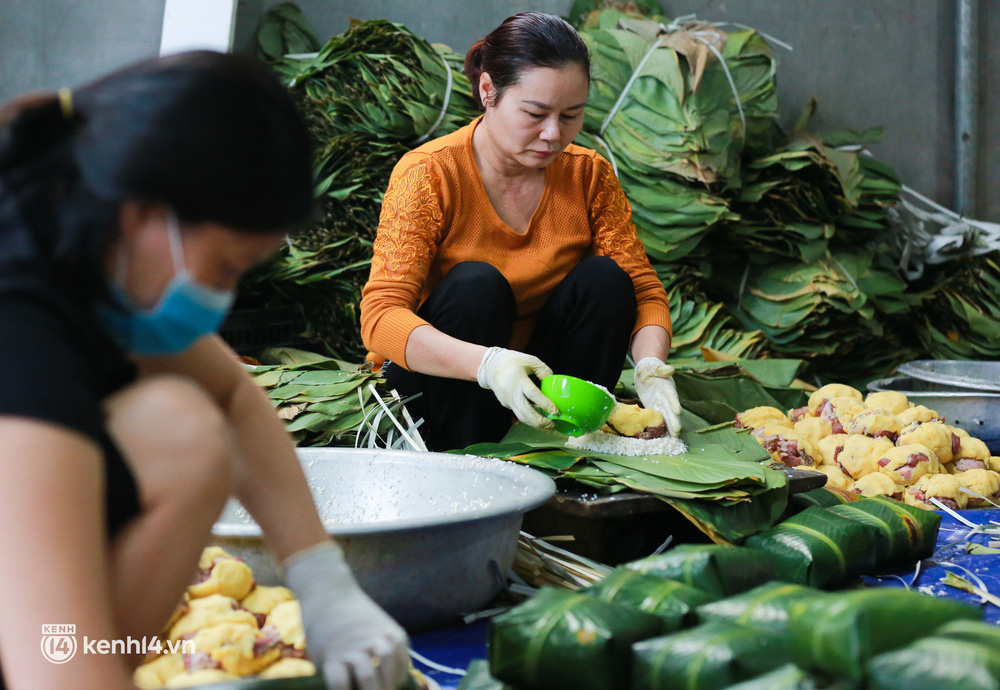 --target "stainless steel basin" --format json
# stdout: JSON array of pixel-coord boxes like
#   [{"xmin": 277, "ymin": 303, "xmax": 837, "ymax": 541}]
[
  {"xmin": 867, "ymin": 376, "xmax": 1000, "ymax": 452},
  {"xmin": 897, "ymin": 360, "xmax": 1000, "ymax": 393},
  {"xmin": 211, "ymin": 448, "xmax": 555, "ymax": 632}
]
